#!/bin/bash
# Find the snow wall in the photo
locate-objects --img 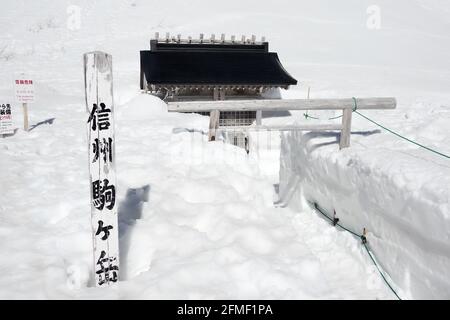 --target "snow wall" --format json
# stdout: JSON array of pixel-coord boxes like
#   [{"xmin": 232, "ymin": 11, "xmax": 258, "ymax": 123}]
[{"xmin": 279, "ymin": 131, "xmax": 450, "ymax": 299}]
